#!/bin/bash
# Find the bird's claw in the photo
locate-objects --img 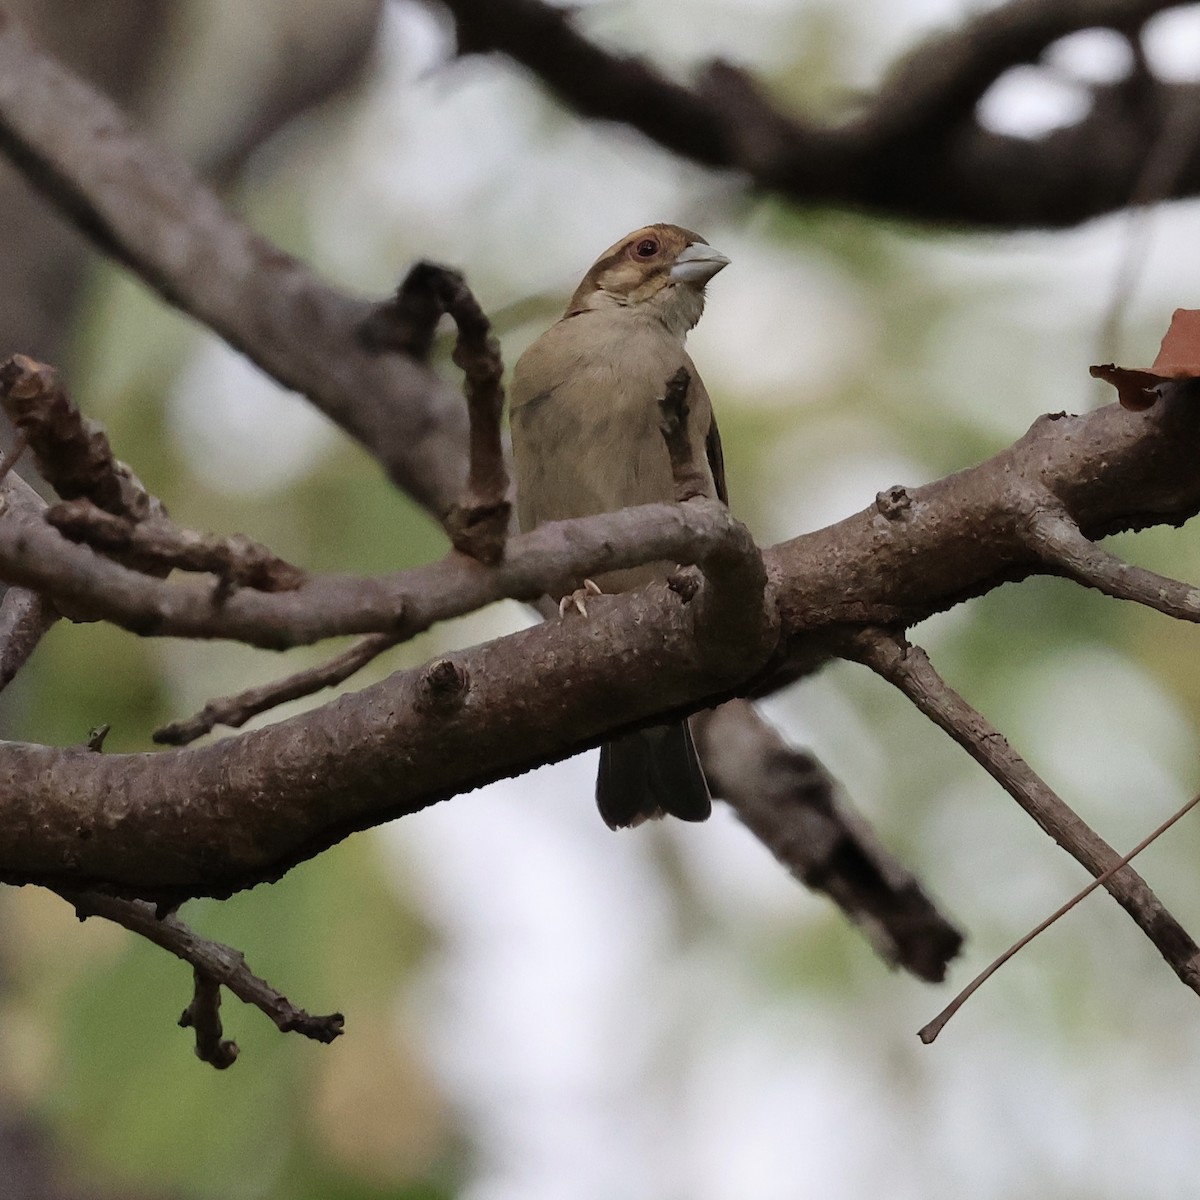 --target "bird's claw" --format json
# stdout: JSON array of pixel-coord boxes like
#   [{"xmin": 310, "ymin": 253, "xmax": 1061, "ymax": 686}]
[{"xmin": 559, "ymin": 579, "xmax": 603, "ymax": 618}]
